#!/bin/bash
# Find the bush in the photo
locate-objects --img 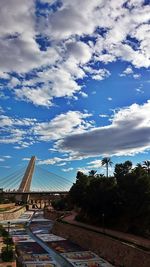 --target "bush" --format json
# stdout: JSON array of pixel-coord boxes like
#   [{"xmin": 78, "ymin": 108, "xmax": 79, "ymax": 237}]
[
  {"xmin": 1, "ymin": 247, "xmax": 13, "ymax": 262},
  {"xmin": 0, "ymin": 227, "xmax": 8, "ymax": 237}
]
